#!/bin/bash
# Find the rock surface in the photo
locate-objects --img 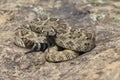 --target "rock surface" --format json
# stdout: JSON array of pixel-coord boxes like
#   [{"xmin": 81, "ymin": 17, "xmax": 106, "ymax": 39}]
[{"xmin": 0, "ymin": 0, "xmax": 120, "ymax": 80}]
